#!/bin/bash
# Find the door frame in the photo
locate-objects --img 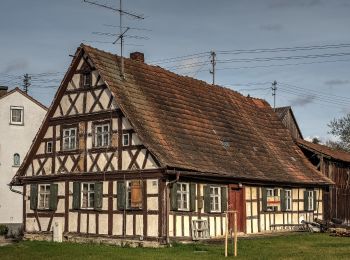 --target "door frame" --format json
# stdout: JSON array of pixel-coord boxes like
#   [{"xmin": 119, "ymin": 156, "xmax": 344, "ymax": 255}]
[{"xmin": 228, "ymin": 184, "xmax": 246, "ymax": 233}]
